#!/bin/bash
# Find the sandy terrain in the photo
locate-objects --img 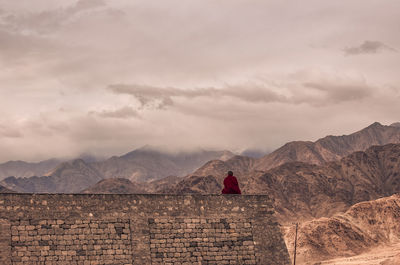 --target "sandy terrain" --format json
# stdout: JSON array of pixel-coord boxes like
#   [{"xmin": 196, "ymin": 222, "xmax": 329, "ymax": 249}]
[{"xmin": 316, "ymin": 243, "xmax": 400, "ymax": 265}]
